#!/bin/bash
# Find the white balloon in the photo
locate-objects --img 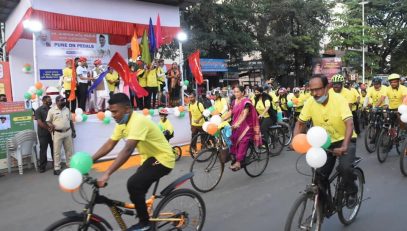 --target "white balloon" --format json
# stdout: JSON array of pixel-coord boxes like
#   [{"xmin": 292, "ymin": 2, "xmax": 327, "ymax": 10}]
[
  {"xmin": 28, "ymin": 86, "xmax": 37, "ymax": 94},
  {"xmin": 401, "ymin": 113, "xmax": 407, "ymax": 123},
  {"xmin": 306, "ymin": 126, "xmax": 328, "ymax": 147},
  {"xmin": 398, "ymin": 105, "xmax": 407, "ymax": 115},
  {"xmin": 75, "ymin": 108, "xmax": 83, "ymax": 115},
  {"xmin": 75, "ymin": 114, "xmax": 83, "ymax": 122},
  {"xmin": 183, "ymin": 85, "xmax": 188, "ymax": 90},
  {"xmin": 59, "ymin": 168, "xmax": 83, "ymax": 191},
  {"xmin": 145, "ymin": 115, "xmax": 152, "ymax": 120},
  {"xmin": 31, "ymin": 101, "xmax": 39, "ymax": 110},
  {"xmin": 174, "ymin": 110, "xmax": 181, "ymax": 117},
  {"xmin": 203, "ymin": 109, "xmax": 211, "ymax": 118},
  {"xmin": 202, "ymin": 122, "xmax": 210, "ymax": 132},
  {"xmin": 306, "ymin": 147, "xmax": 327, "ymax": 168},
  {"xmin": 210, "ymin": 99, "xmax": 214, "ymax": 105},
  {"xmin": 104, "ymin": 110, "xmax": 112, "ymax": 118},
  {"xmin": 210, "ymin": 115, "xmax": 222, "ymax": 126},
  {"xmin": 180, "ymin": 82, "xmax": 184, "ymax": 86}
]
